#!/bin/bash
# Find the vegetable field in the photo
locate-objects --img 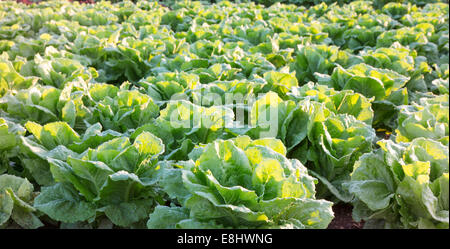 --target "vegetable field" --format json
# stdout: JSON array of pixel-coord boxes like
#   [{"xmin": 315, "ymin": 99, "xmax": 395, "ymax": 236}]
[{"xmin": 0, "ymin": 0, "xmax": 448, "ymax": 229}]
